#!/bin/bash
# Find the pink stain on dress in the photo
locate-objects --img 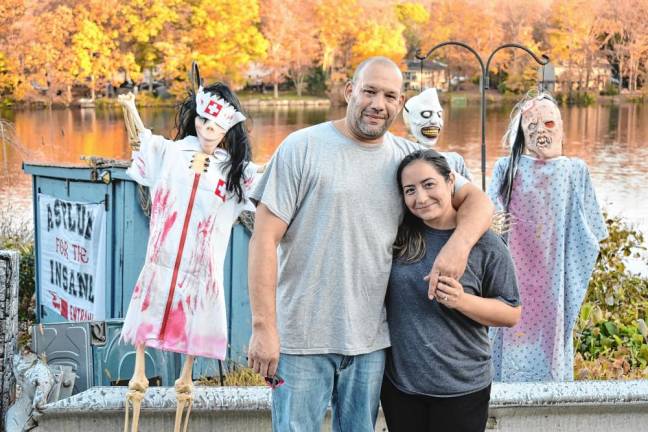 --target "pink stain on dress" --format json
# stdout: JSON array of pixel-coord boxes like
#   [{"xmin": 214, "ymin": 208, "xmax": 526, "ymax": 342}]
[{"xmin": 163, "ymin": 299, "xmax": 187, "ymax": 347}]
